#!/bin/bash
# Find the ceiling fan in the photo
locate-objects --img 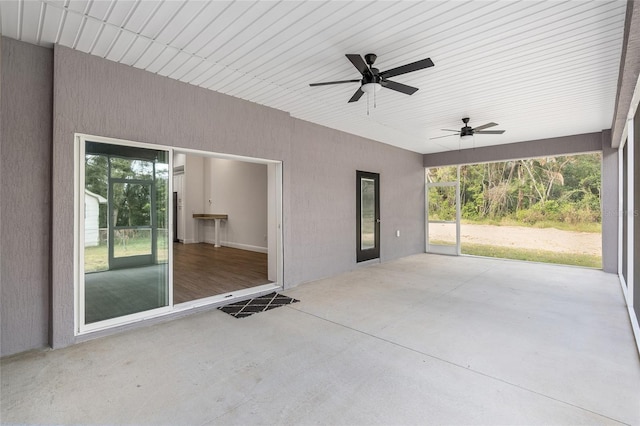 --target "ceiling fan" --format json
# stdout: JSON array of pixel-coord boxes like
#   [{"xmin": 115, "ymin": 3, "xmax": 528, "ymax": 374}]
[
  {"xmin": 309, "ymin": 53, "xmax": 434, "ymax": 103},
  {"xmin": 431, "ymin": 118, "xmax": 506, "ymax": 139}
]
